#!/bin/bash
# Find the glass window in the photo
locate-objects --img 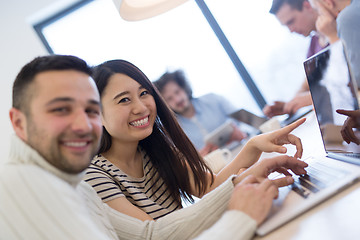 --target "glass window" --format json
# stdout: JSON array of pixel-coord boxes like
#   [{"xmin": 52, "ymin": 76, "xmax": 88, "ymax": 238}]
[{"xmin": 34, "ymin": 0, "xmax": 309, "ymax": 115}]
